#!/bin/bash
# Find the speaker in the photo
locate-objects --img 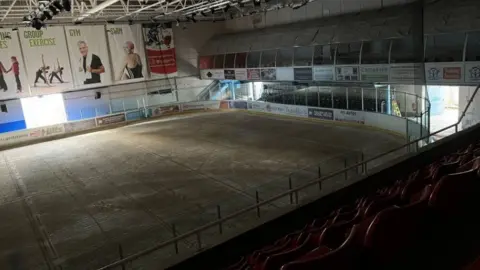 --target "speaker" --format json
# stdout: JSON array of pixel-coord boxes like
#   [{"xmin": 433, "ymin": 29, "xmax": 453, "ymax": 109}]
[
  {"xmin": 0, "ymin": 104, "xmax": 7, "ymax": 113},
  {"xmin": 95, "ymin": 92, "xmax": 101, "ymax": 99}
]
